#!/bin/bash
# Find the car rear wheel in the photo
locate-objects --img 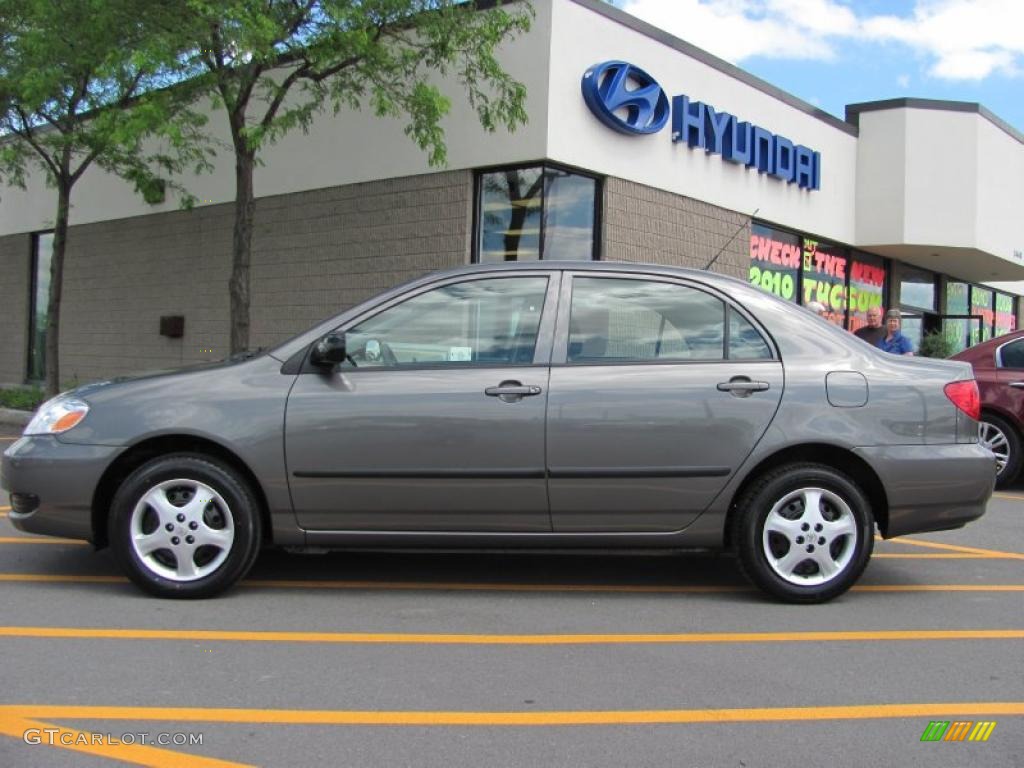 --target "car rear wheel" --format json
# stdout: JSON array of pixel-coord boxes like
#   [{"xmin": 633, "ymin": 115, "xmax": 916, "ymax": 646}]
[
  {"xmin": 978, "ymin": 413, "xmax": 1021, "ymax": 488},
  {"xmin": 733, "ymin": 463, "xmax": 874, "ymax": 604},
  {"xmin": 109, "ymin": 454, "xmax": 262, "ymax": 598}
]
